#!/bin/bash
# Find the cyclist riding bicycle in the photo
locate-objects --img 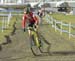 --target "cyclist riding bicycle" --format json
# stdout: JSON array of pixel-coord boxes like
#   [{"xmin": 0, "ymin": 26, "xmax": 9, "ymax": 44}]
[{"xmin": 22, "ymin": 5, "xmax": 39, "ymax": 36}]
